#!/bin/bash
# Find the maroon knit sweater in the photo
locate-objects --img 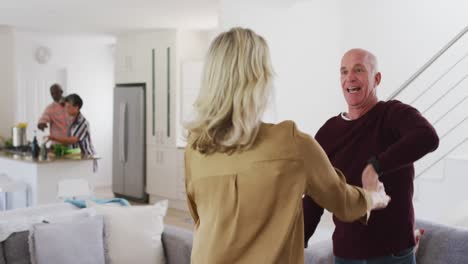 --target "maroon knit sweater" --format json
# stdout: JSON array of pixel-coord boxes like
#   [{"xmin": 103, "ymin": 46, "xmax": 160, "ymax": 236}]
[{"xmin": 303, "ymin": 100, "xmax": 439, "ymax": 259}]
